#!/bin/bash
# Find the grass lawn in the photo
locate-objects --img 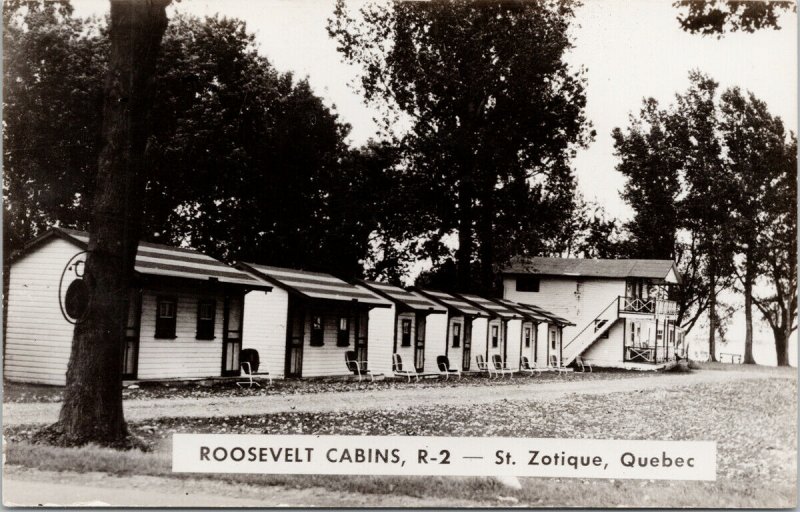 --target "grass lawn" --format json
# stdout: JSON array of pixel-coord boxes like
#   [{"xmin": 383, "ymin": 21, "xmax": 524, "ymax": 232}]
[{"xmin": 4, "ymin": 375, "xmax": 796, "ymax": 507}]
